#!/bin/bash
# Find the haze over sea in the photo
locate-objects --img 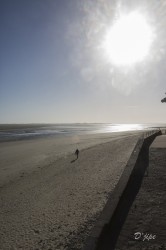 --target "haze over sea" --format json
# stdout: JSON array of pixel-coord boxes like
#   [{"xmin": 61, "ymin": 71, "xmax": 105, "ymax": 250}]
[{"xmin": 0, "ymin": 123, "xmax": 165, "ymax": 142}]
